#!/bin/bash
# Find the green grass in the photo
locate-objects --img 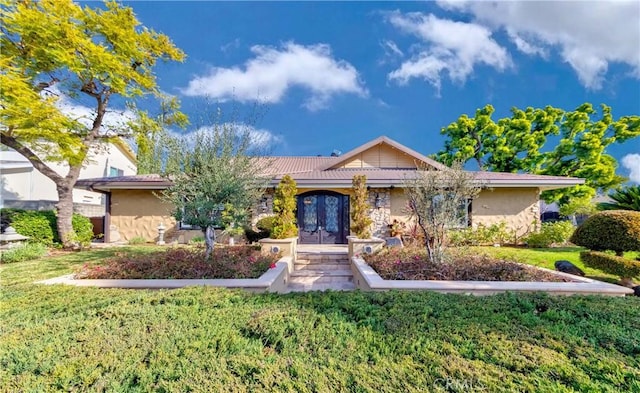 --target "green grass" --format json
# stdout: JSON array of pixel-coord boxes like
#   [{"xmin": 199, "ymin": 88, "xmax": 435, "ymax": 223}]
[
  {"xmin": 1, "ymin": 247, "xmax": 639, "ymax": 392},
  {"xmin": 471, "ymin": 246, "xmax": 640, "ymax": 284}
]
